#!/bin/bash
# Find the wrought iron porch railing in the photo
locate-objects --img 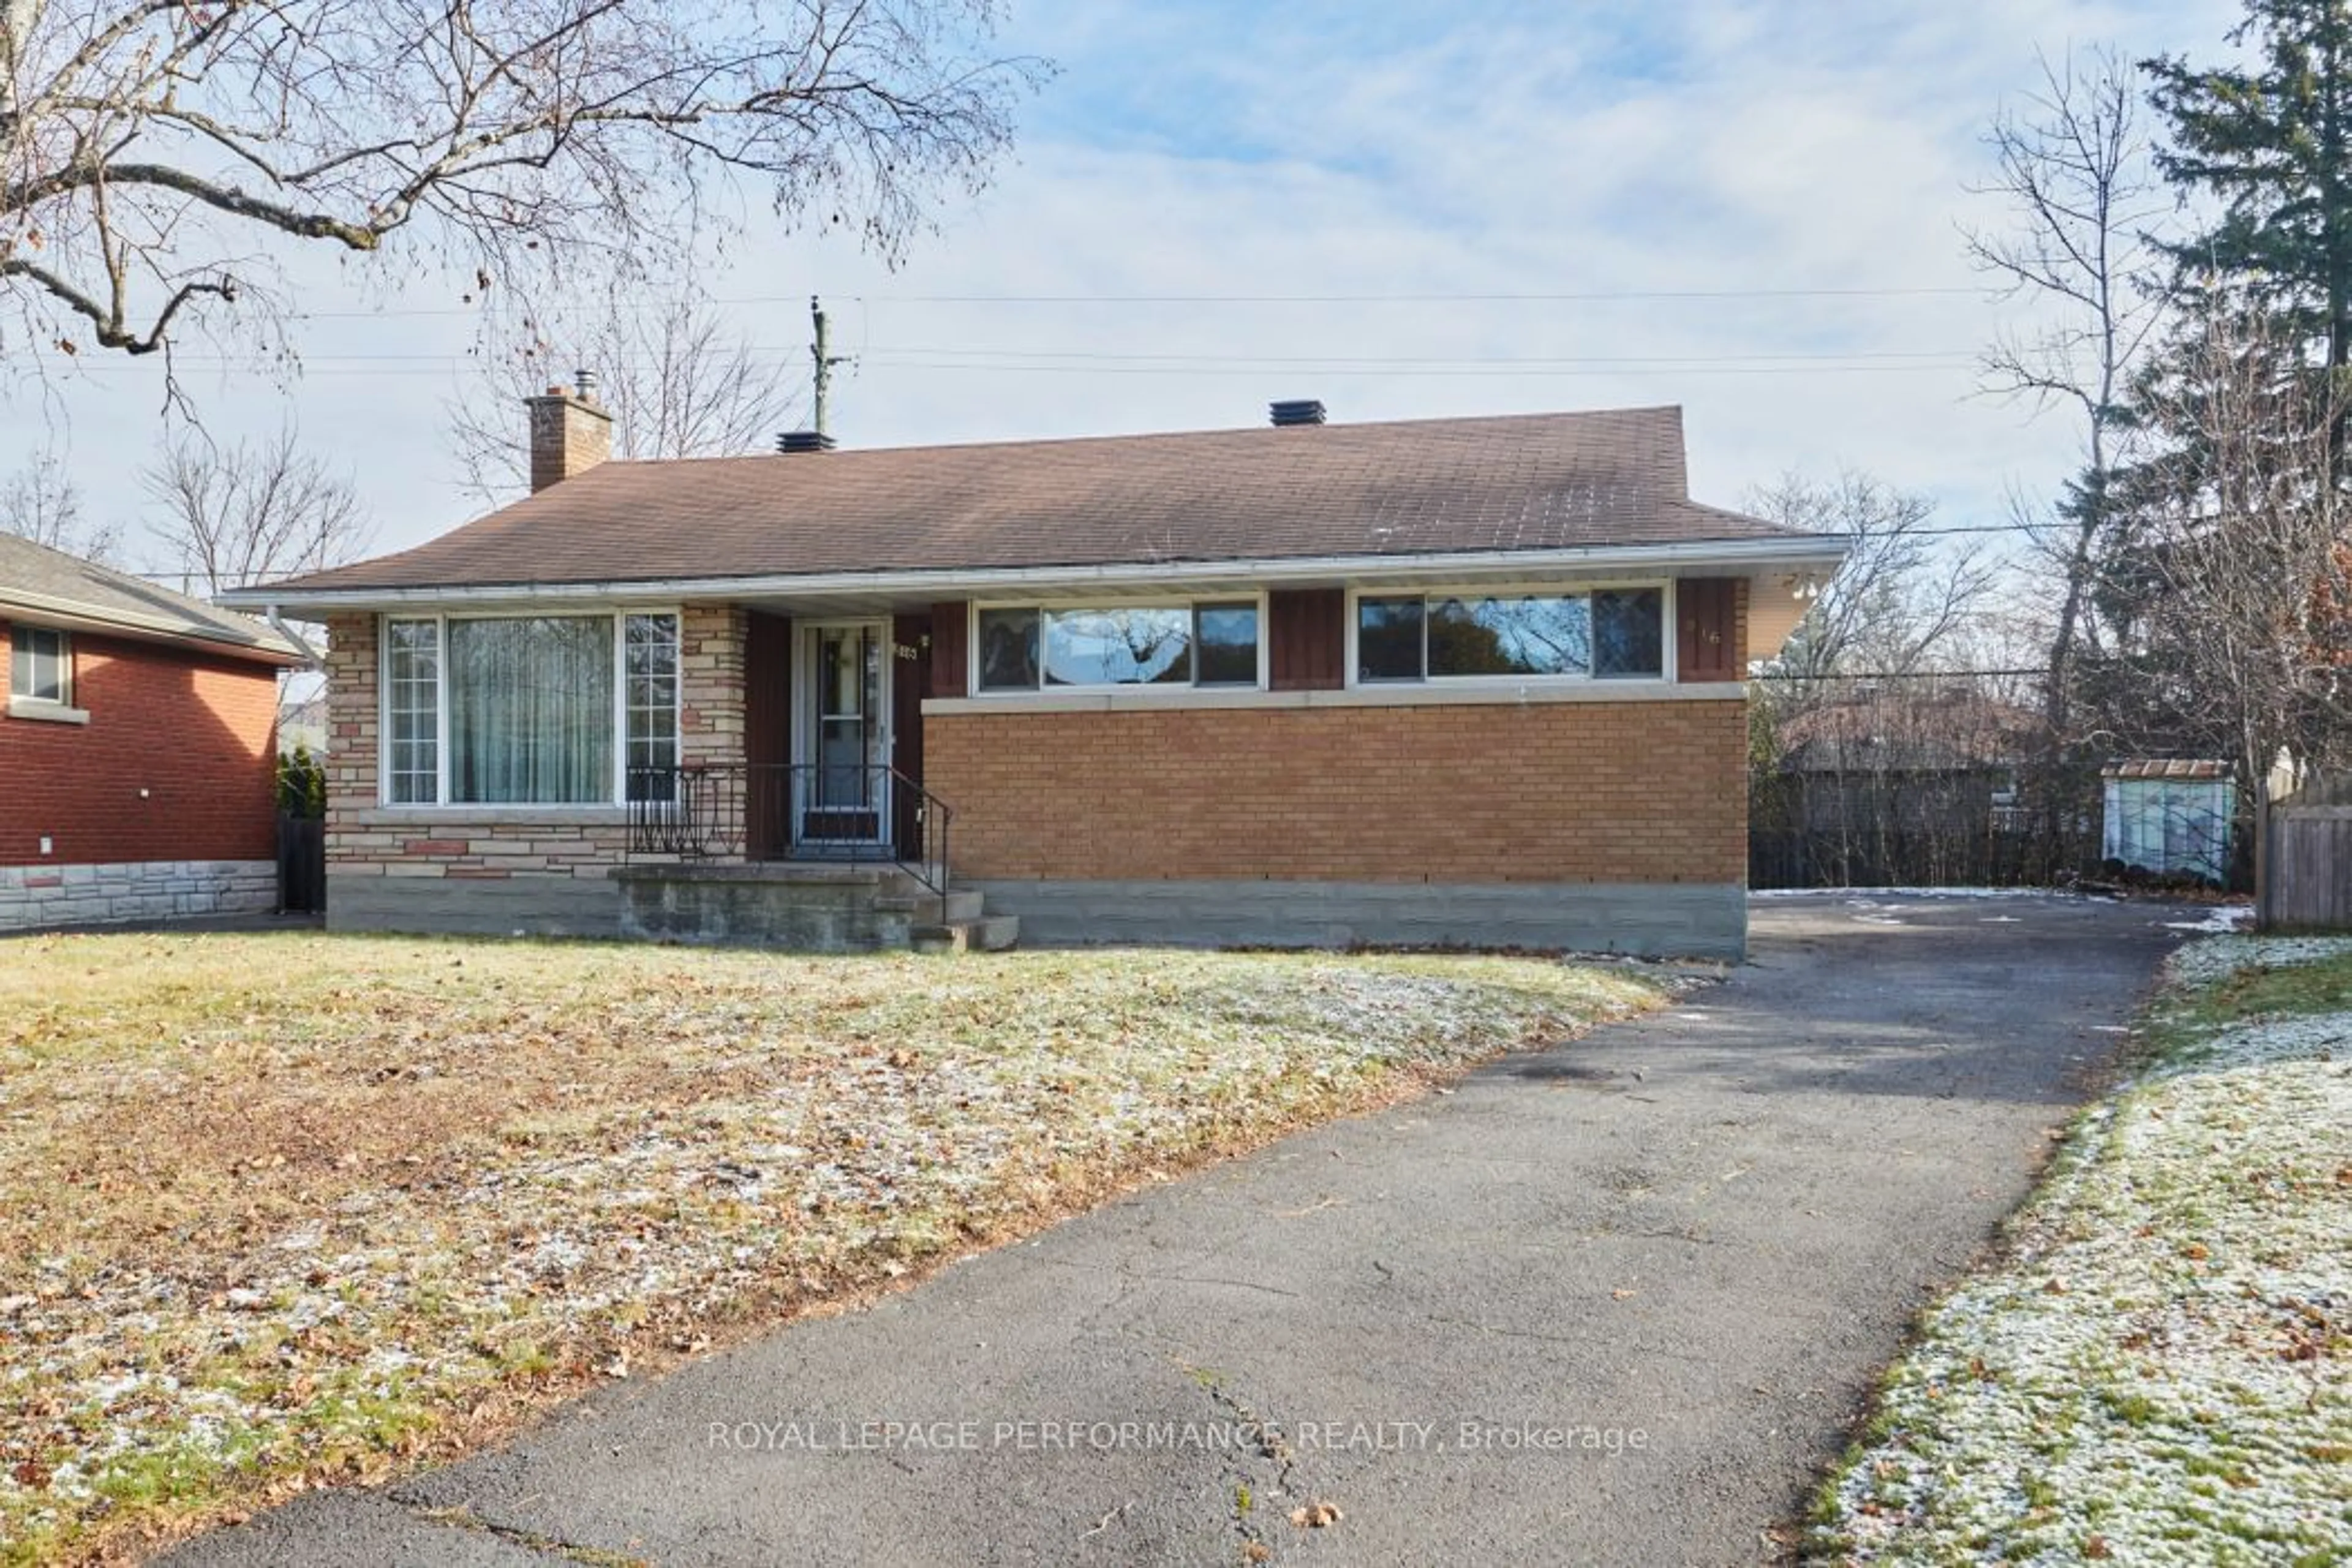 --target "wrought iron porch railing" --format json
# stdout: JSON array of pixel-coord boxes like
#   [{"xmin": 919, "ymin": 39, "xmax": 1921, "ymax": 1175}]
[{"xmin": 624, "ymin": 763, "xmax": 953, "ymax": 919}]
